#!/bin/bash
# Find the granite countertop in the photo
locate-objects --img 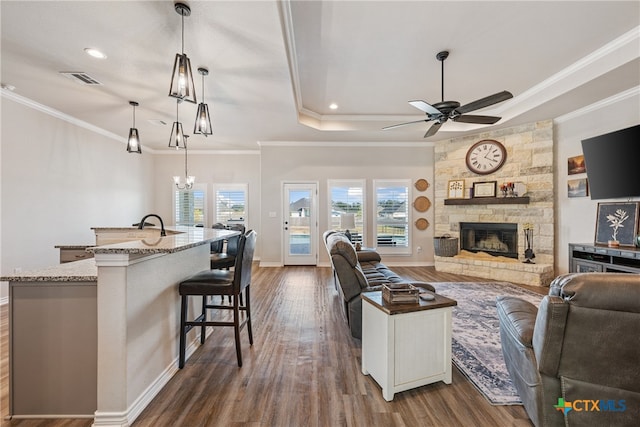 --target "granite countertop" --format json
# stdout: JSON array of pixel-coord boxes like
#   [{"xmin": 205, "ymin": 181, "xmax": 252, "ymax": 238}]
[
  {"xmin": 54, "ymin": 244, "xmax": 95, "ymax": 249},
  {"xmin": 88, "ymin": 226, "xmax": 238, "ymax": 255},
  {"xmin": 3, "ymin": 227, "xmax": 240, "ymax": 282},
  {"xmin": 1, "ymin": 258, "xmax": 98, "ymax": 282}
]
